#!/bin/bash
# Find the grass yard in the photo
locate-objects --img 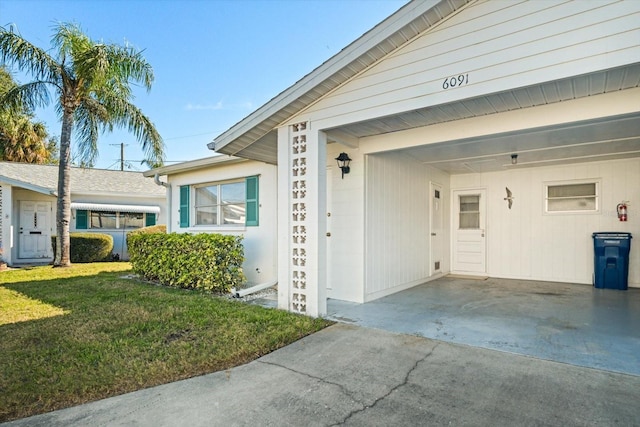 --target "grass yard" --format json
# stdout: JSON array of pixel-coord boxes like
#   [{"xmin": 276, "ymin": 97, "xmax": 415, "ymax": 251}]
[{"xmin": 0, "ymin": 263, "xmax": 332, "ymax": 422}]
